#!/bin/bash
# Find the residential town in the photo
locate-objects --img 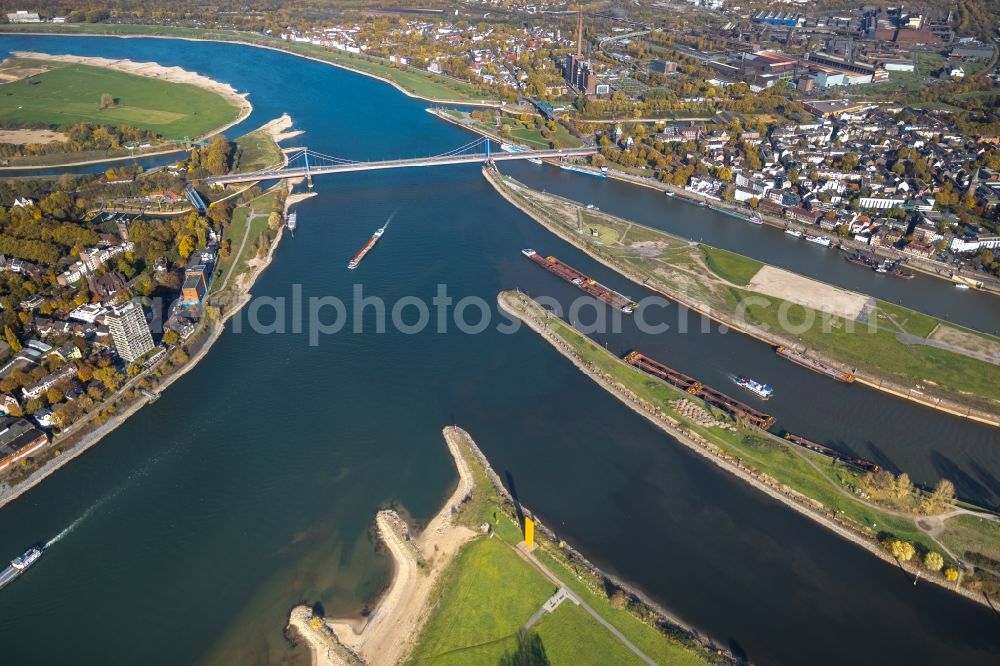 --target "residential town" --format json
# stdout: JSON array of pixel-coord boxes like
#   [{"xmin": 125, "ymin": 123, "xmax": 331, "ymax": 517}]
[{"xmin": 261, "ymin": 3, "xmax": 1000, "ymax": 279}]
